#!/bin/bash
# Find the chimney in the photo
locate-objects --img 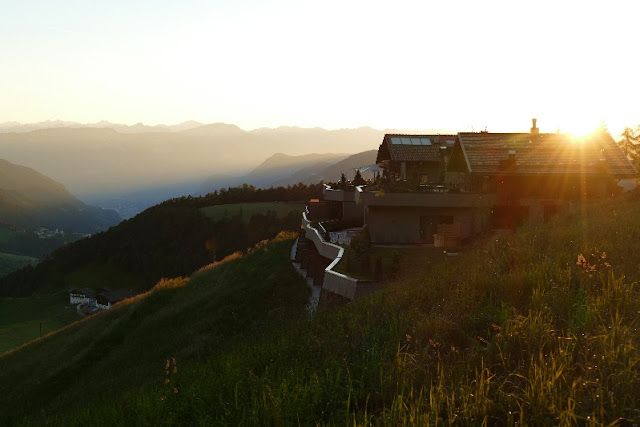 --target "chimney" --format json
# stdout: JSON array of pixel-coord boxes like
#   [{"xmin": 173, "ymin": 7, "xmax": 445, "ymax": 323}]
[{"xmin": 530, "ymin": 118, "xmax": 539, "ymax": 136}]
